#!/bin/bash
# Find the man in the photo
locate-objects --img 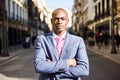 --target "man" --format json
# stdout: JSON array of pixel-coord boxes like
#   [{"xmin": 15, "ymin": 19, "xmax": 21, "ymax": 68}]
[{"xmin": 34, "ymin": 8, "xmax": 89, "ymax": 80}]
